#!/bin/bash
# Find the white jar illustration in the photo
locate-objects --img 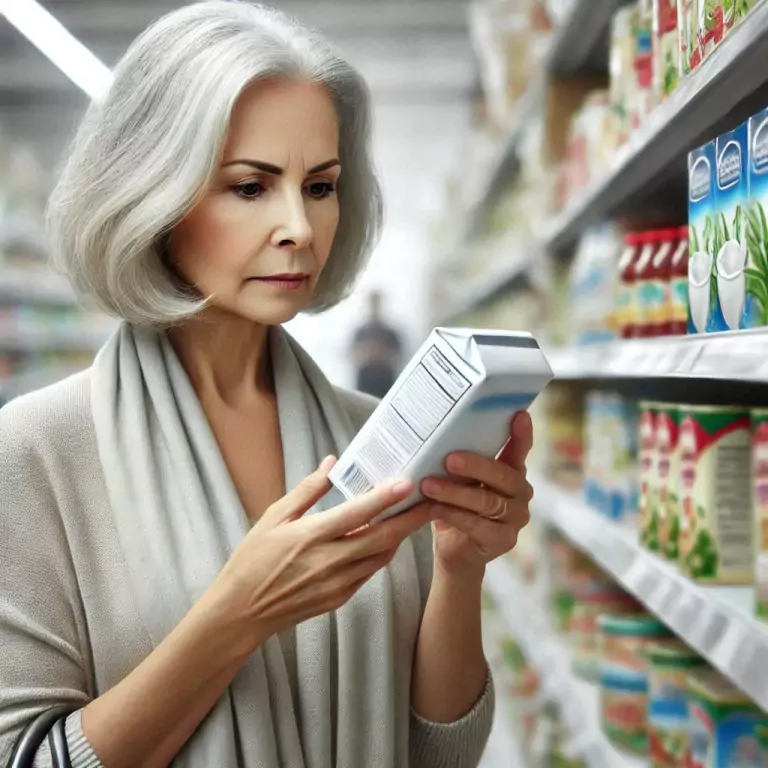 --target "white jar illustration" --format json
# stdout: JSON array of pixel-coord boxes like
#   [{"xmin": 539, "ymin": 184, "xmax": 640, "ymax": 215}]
[
  {"xmin": 688, "ymin": 249, "xmax": 713, "ymax": 333},
  {"xmin": 716, "ymin": 236, "xmax": 747, "ymax": 330}
]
